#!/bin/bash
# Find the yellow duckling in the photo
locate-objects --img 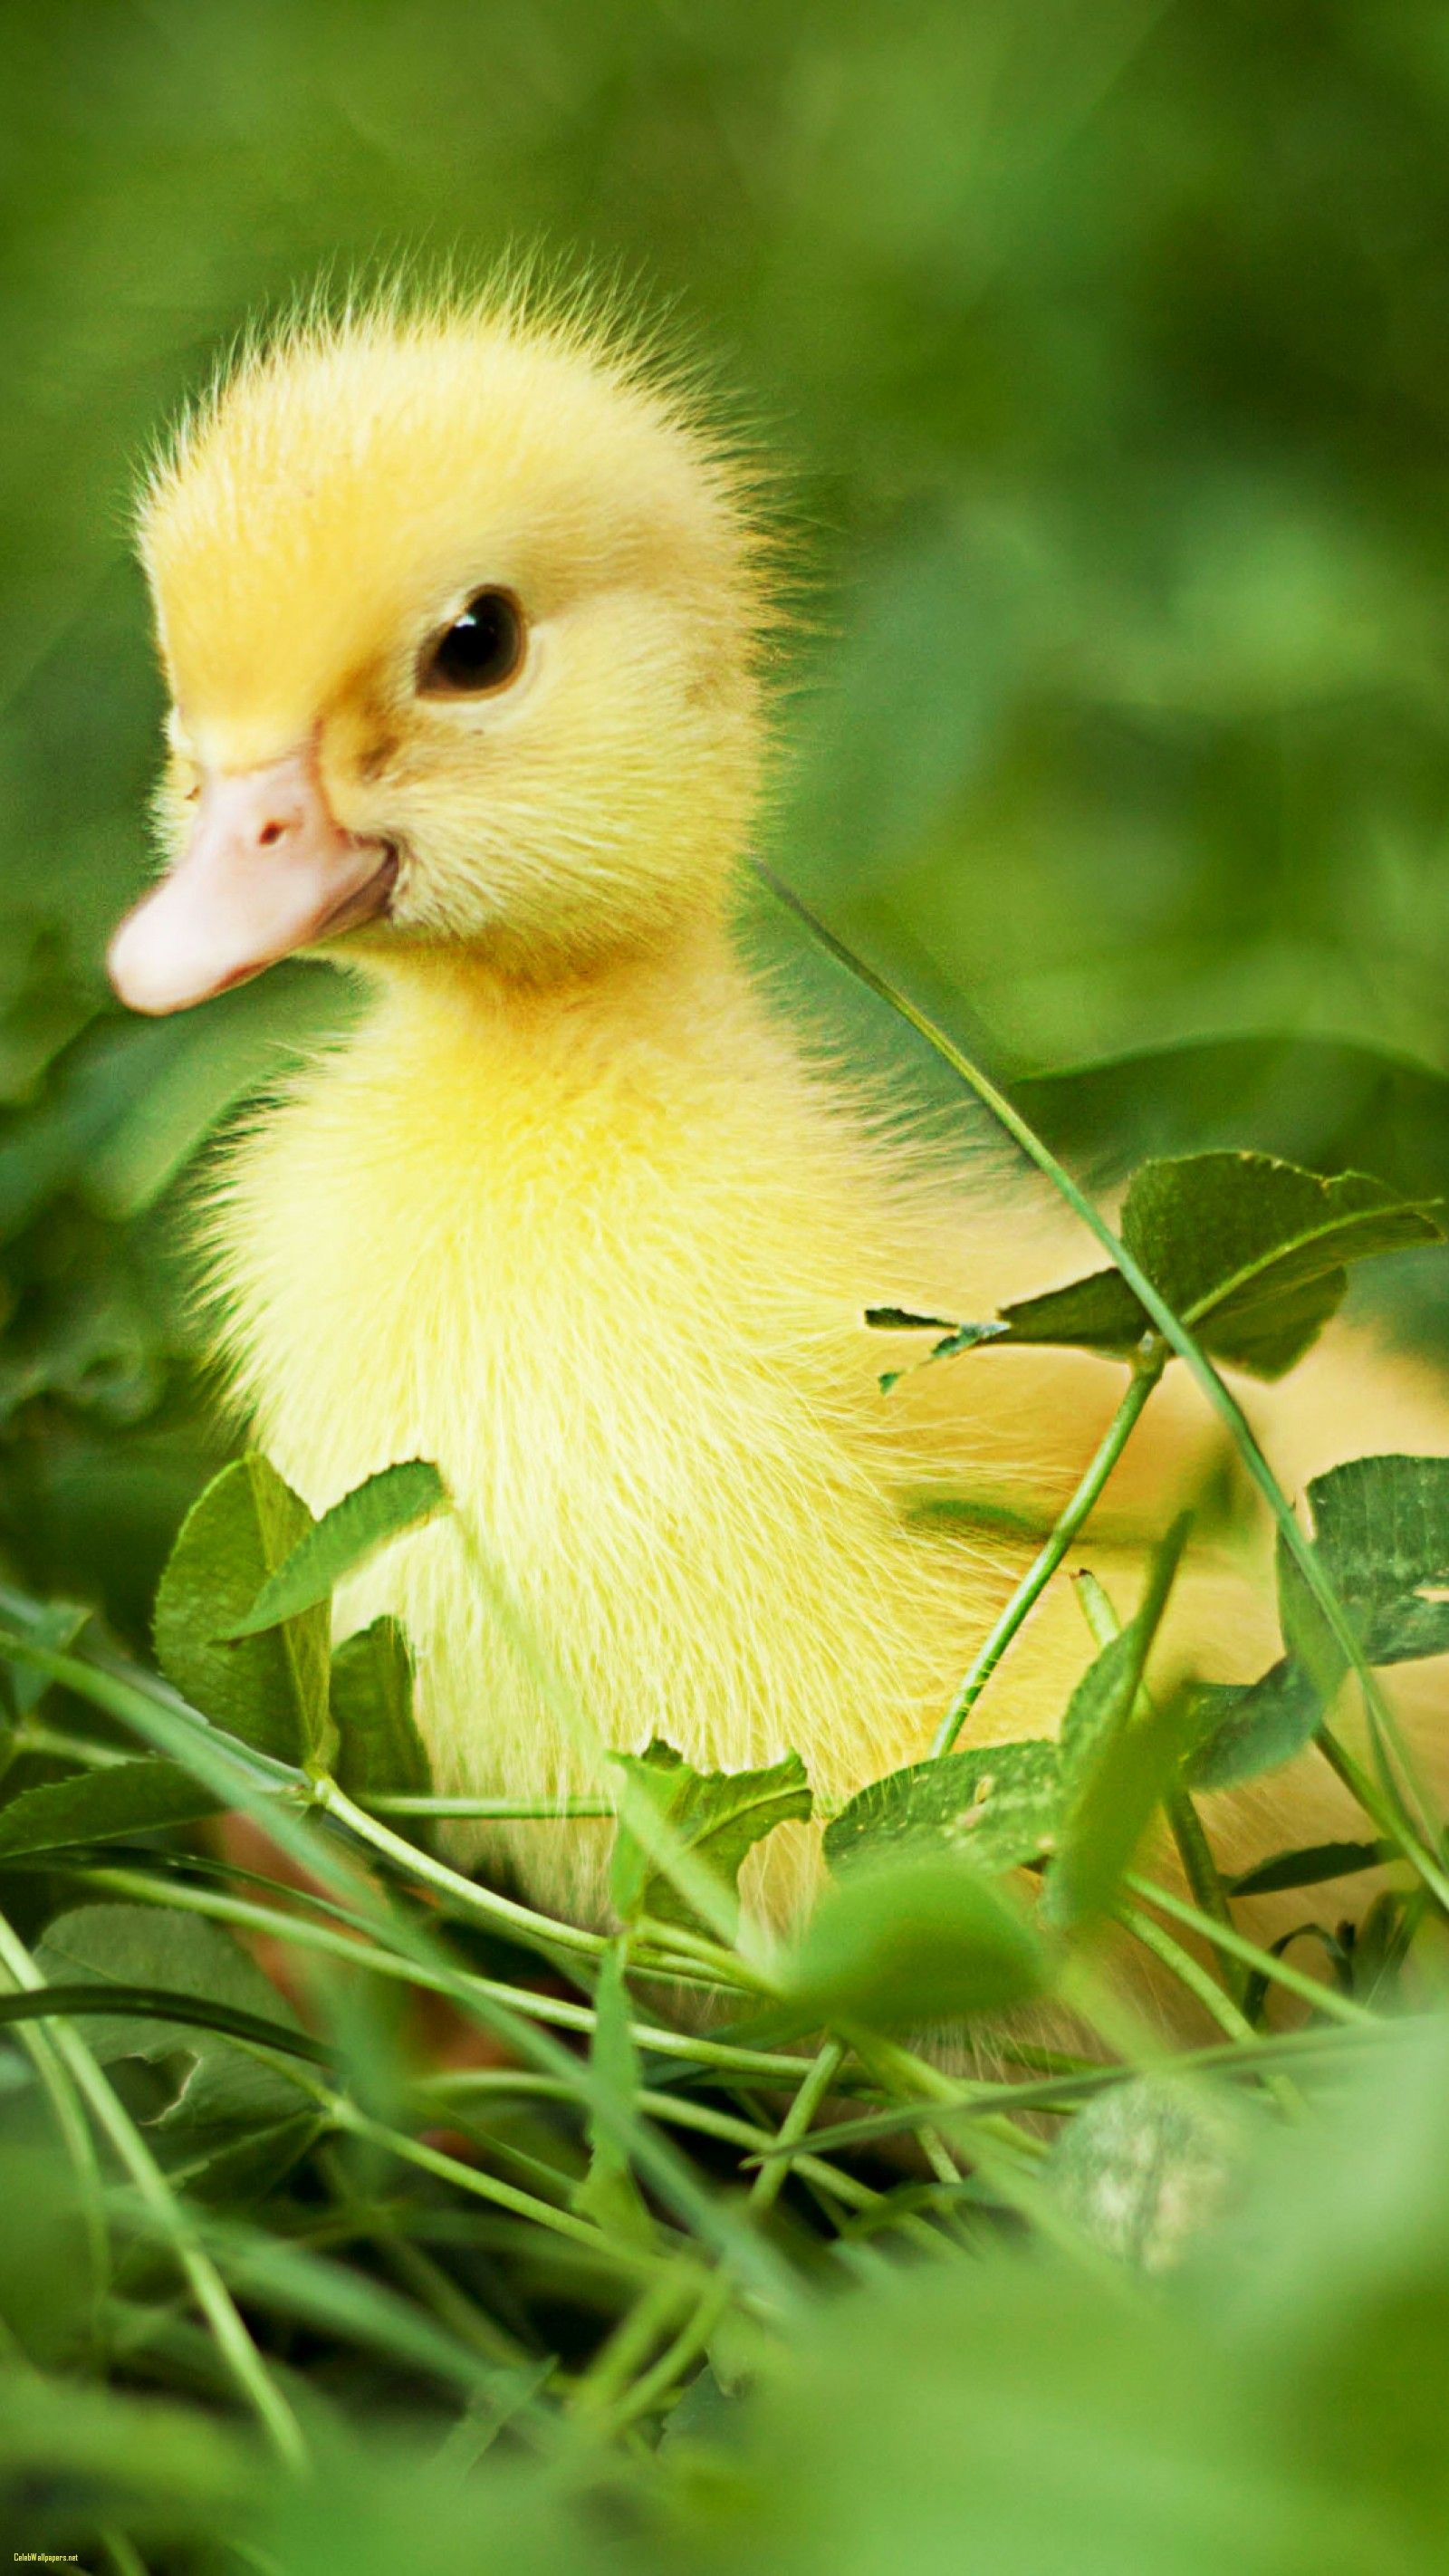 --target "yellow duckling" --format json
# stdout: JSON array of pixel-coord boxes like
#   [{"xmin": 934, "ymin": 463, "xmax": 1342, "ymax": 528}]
[{"xmin": 107, "ymin": 290, "xmax": 1446, "ymax": 1936}]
